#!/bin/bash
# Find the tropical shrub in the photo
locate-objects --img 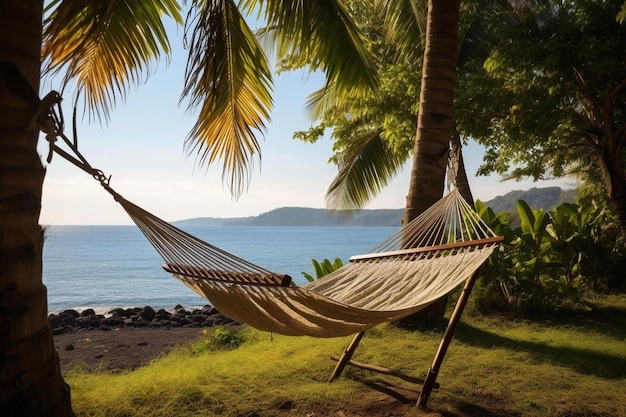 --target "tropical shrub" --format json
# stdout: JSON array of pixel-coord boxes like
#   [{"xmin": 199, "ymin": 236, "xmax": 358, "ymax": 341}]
[
  {"xmin": 473, "ymin": 196, "xmax": 626, "ymax": 314},
  {"xmin": 301, "ymin": 258, "xmax": 344, "ymax": 282}
]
